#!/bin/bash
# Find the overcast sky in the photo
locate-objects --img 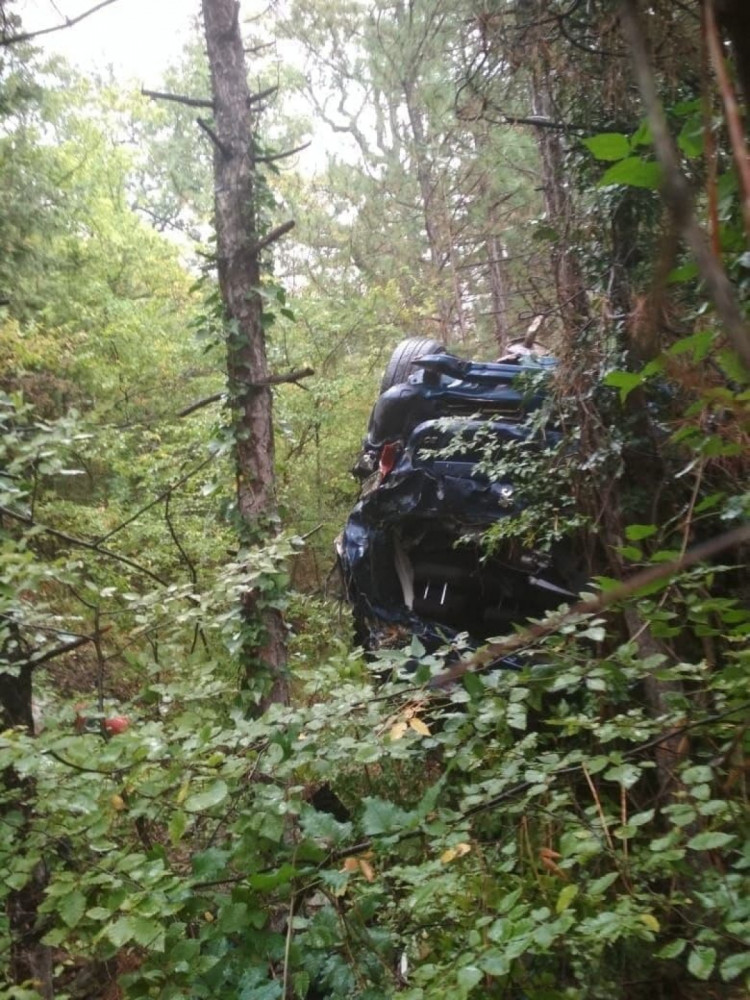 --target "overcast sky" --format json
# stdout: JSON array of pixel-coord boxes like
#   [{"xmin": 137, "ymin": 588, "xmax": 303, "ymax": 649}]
[{"xmin": 16, "ymin": 0, "xmax": 199, "ymax": 82}]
